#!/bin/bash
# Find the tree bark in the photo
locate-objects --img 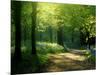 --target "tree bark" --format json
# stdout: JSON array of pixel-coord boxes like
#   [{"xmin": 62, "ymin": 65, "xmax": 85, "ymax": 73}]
[
  {"xmin": 13, "ymin": 1, "xmax": 22, "ymax": 60},
  {"xmin": 49, "ymin": 26, "xmax": 53, "ymax": 43},
  {"xmin": 31, "ymin": 2, "xmax": 37, "ymax": 54},
  {"xmin": 71, "ymin": 31, "xmax": 74, "ymax": 43},
  {"xmin": 57, "ymin": 27, "xmax": 63, "ymax": 46}
]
